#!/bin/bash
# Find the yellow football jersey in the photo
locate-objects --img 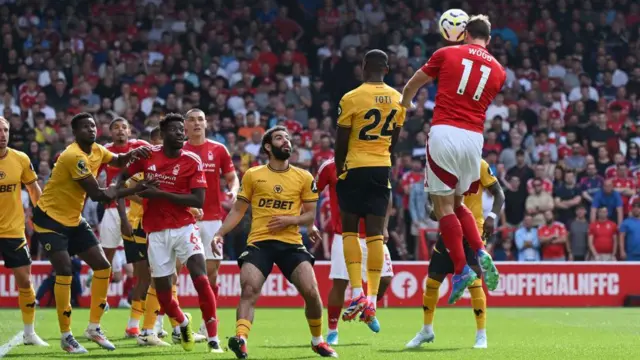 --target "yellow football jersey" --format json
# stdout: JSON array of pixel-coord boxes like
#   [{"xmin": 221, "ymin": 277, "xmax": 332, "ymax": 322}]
[
  {"xmin": 463, "ymin": 160, "xmax": 498, "ymax": 231},
  {"xmin": 237, "ymin": 164, "xmax": 318, "ymax": 245},
  {"xmin": 37, "ymin": 142, "xmax": 113, "ymax": 227},
  {"xmin": 0, "ymin": 148, "xmax": 37, "ymax": 238},
  {"xmin": 126, "ymin": 173, "xmax": 144, "ymax": 223},
  {"xmin": 337, "ymin": 83, "xmax": 406, "ymax": 169}
]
